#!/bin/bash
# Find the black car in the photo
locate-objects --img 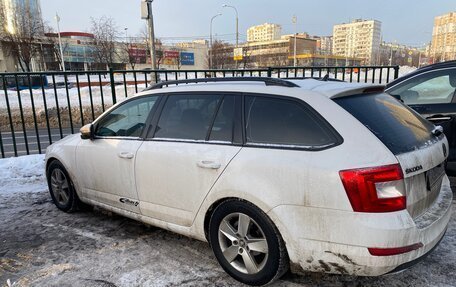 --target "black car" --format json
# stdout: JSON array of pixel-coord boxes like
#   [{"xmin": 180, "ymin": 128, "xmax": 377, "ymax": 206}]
[{"xmin": 386, "ymin": 61, "xmax": 456, "ymax": 175}]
